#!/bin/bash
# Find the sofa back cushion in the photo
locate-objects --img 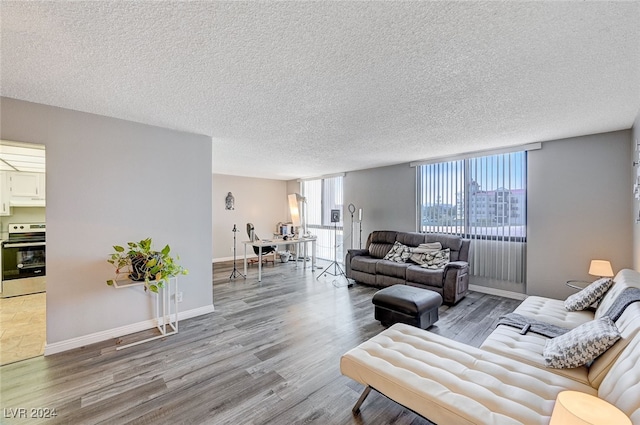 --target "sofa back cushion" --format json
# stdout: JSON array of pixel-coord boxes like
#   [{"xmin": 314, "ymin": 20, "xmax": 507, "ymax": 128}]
[
  {"xmin": 396, "ymin": 232, "xmax": 427, "ymax": 248},
  {"xmin": 425, "ymin": 233, "xmax": 465, "ymax": 262},
  {"xmin": 597, "ymin": 329, "xmax": 640, "ymax": 423},
  {"xmin": 595, "ymin": 268, "xmax": 640, "ymax": 320},
  {"xmin": 589, "ymin": 303, "xmax": 640, "ymax": 388},
  {"xmin": 367, "ymin": 231, "xmax": 398, "ymax": 259}
]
